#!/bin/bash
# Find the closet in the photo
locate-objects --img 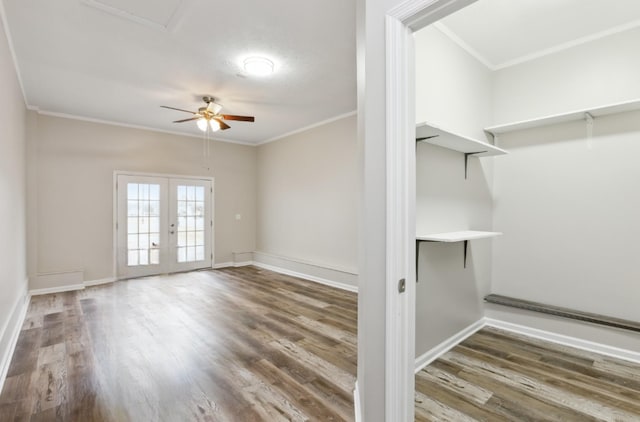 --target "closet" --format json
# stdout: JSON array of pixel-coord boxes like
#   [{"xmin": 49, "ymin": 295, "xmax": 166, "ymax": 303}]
[{"xmin": 414, "ymin": 1, "xmax": 640, "ymax": 363}]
